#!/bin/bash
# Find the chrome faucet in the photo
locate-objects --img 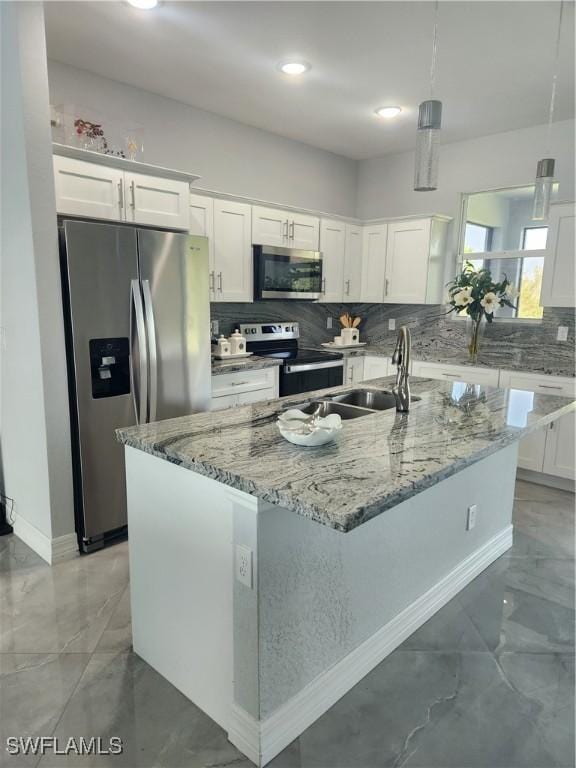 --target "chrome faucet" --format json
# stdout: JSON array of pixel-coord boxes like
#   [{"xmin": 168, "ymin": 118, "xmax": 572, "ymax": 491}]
[{"xmin": 392, "ymin": 326, "xmax": 411, "ymax": 412}]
